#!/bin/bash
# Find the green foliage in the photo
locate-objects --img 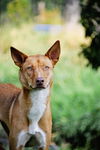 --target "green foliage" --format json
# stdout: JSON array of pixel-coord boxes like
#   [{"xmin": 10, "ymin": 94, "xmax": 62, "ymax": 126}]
[
  {"xmin": 81, "ymin": 0, "xmax": 100, "ymax": 69},
  {"xmin": 0, "ymin": 0, "xmax": 11, "ymax": 13},
  {"xmin": 43, "ymin": 0, "xmax": 67, "ymax": 10},
  {"xmin": 7, "ymin": 0, "xmax": 32, "ymax": 24},
  {"xmin": 81, "ymin": 34, "xmax": 100, "ymax": 69},
  {"xmin": 53, "ymin": 108, "xmax": 100, "ymax": 150},
  {"xmin": 0, "ymin": 59, "xmax": 20, "ymax": 86}
]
